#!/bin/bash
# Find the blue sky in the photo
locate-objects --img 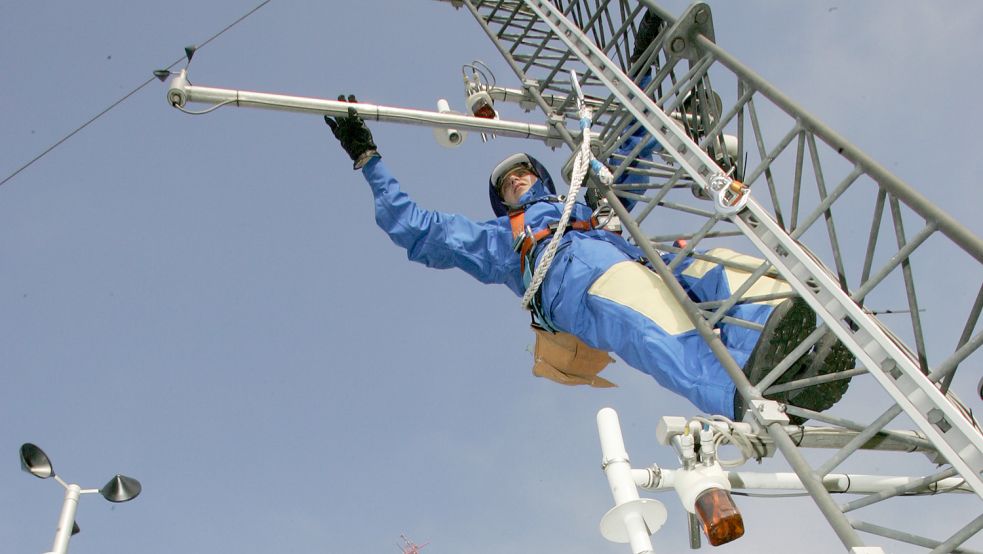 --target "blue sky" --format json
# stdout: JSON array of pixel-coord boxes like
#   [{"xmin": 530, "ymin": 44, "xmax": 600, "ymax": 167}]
[{"xmin": 2, "ymin": 2, "xmax": 981, "ymax": 553}]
